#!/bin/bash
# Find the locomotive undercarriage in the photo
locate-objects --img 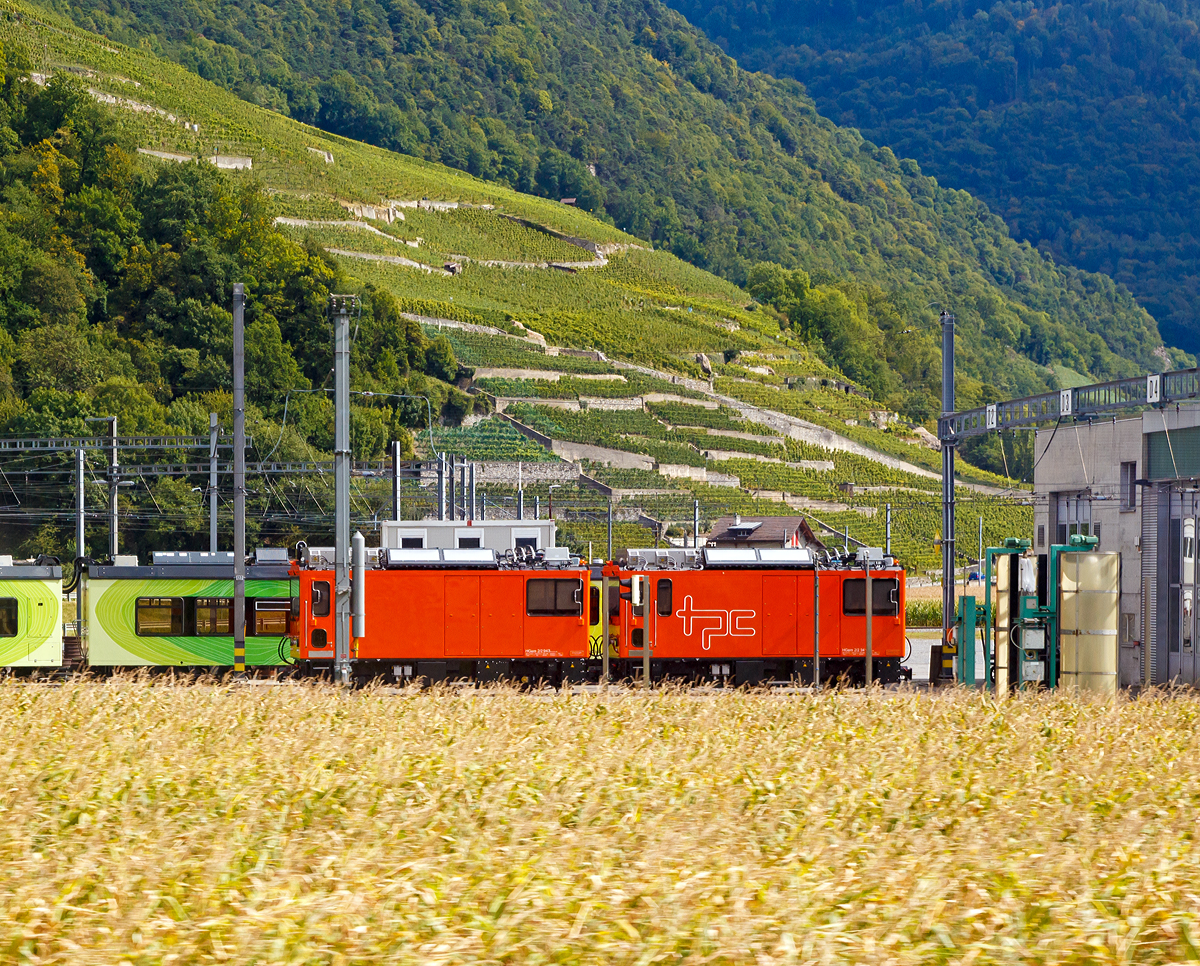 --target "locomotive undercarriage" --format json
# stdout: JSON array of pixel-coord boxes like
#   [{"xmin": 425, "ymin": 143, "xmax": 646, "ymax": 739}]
[{"xmin": 300, "ymin": 656, "xmax": 906, "ymax": 688}]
